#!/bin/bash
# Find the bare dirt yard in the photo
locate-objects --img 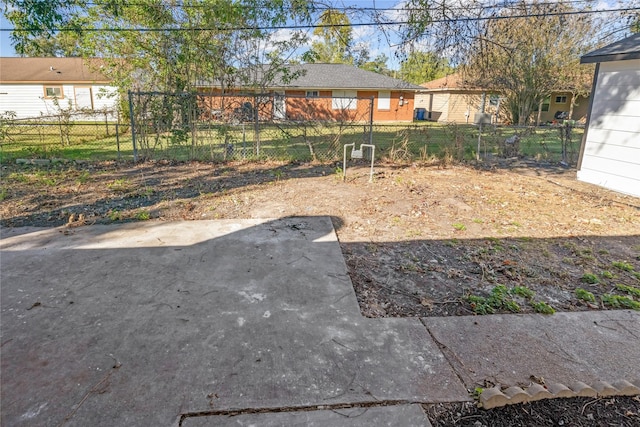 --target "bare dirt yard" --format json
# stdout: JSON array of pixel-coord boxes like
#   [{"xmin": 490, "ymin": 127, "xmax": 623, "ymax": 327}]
[
  {"xmin": 2, "ymin": 159, "xmax": 639, "ymax": 318},
  {"xmin": 2, "ymin": 159, "xmax": 639, "ymax": 426}
]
